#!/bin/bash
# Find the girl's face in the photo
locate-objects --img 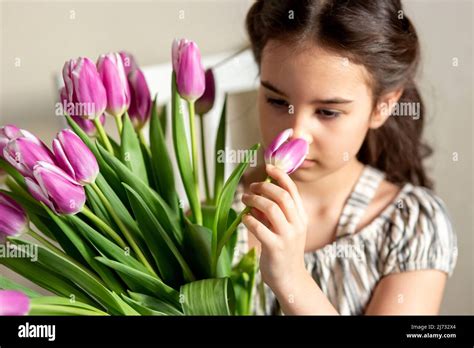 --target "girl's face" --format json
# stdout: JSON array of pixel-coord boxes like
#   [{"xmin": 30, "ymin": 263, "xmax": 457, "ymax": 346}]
[{"xmin": 258, "ymin": 39, "xmax": 381, "ymax": 182}]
